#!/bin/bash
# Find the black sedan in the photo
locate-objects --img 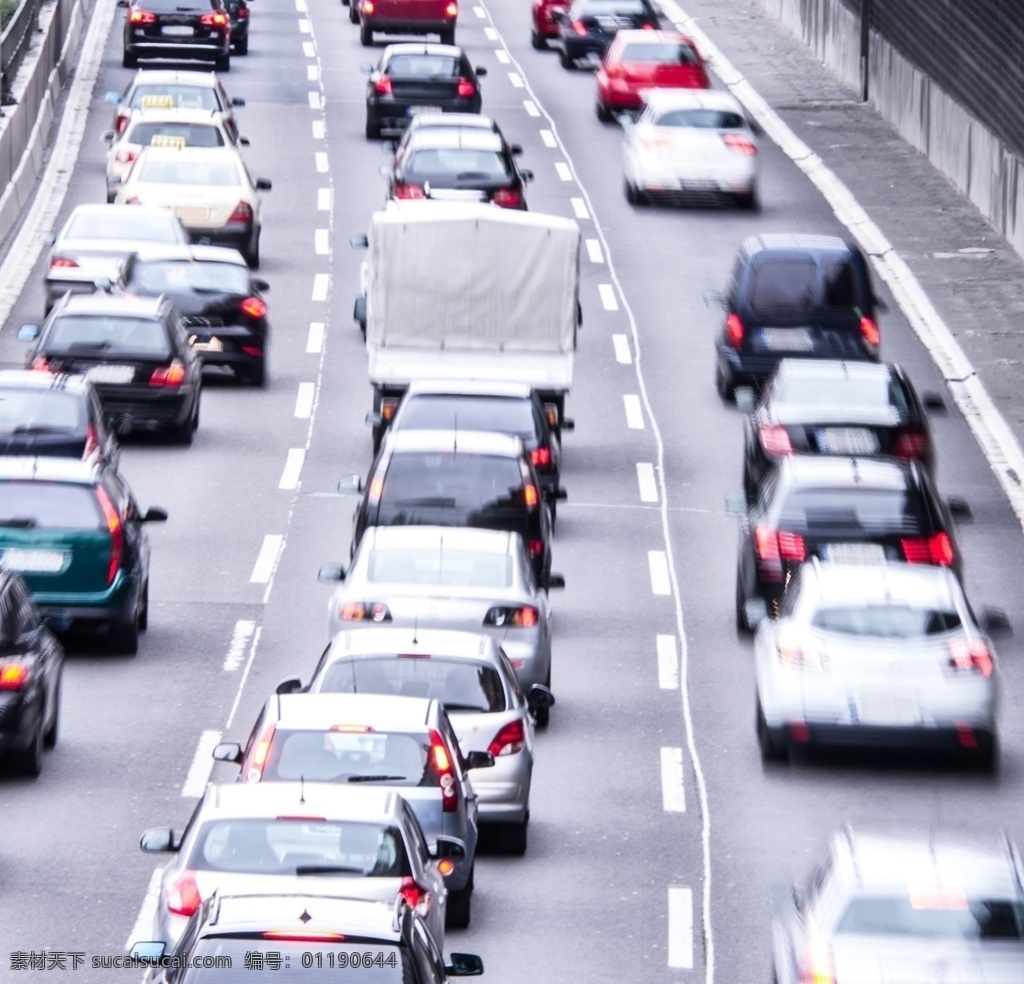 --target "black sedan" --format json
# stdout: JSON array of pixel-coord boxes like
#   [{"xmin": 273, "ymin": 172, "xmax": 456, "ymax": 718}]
[
  {"xmin": 115, "ymin": 245, "xmax": 270, "ymax": 386},
  {"xmin": 223, "ymin": 0, "xmax": 250, "ymax": 53},
  {"xmin": 119, "ymin": 0, "xmax": 231, "ymax": 71},
  {"xmin": 740, "ymin": 359, "xmax": 946, "ymax": 502},
  {"xmin": 549, "ymin": 0, "xmax": 659, "ymax": 69},
  {"xmin": 363, "ymin": 43, "xmax": 486, "ymax": 139},
  {"xmin": 731, "ymin": 456, "xmax": 971, "ymax": 629}
]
